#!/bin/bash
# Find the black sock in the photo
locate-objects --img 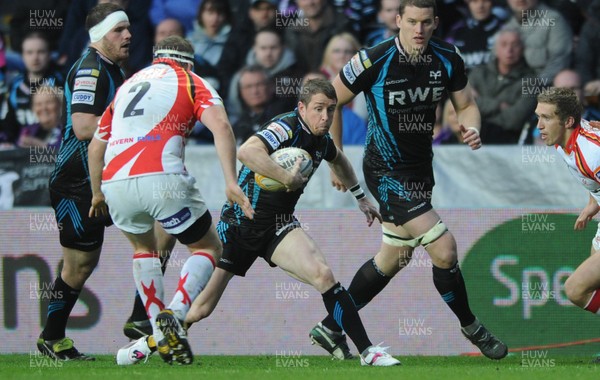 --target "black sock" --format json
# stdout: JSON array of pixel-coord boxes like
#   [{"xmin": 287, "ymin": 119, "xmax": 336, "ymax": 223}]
[
  {"xmin": 321, "ymin": 258, "xmax": 391, "ymax": 332},
  {"xmin": 129, "ymin": 253, "xmax": 170, "ymax": 322},
  {"xmin": 41, "ymin": 276, "xmax": 80, "ymax": 341},
  {"xmin": 322, "ymin": 283, "xmax": 372, "ymax": 353},
  {"xmin": 432, "ymin": 263, "xmax": 476, "ymax": 327}
]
